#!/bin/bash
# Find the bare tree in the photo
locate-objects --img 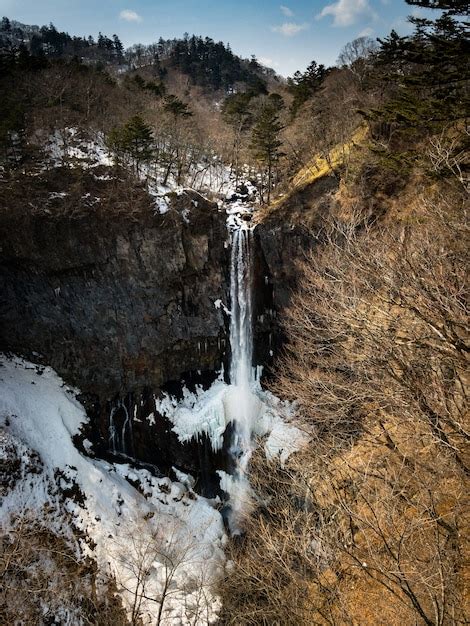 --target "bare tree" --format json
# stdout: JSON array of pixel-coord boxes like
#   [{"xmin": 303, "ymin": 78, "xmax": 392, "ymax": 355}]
[
  {"xmin": 113, "ymin": 519, "xmax": 216, "ymax": 625},
  {"xmin": 0, "ymin": 508, "xmax": 127, "ymax": 625},
  {"xmin": 220, "ymin": 186, "xmax": 469, "ymax": 625}
]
